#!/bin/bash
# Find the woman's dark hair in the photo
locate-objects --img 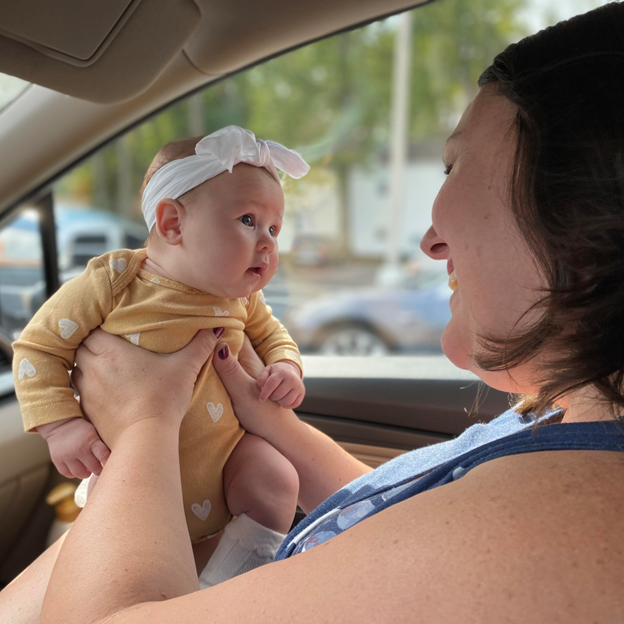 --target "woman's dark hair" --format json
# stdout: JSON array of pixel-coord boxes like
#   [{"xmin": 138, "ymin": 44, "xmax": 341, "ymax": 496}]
[{"xmin": 475, "ymin": 2, "xmax": 624, "ymax": 418}]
